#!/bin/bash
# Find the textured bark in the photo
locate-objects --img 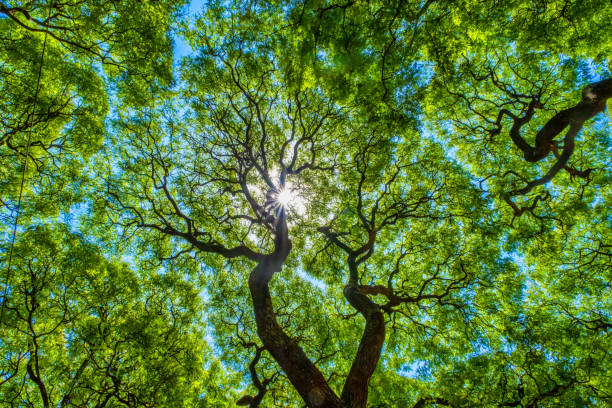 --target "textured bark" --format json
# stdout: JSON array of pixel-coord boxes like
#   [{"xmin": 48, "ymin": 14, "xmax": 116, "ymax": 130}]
[
  {"xmin": 313, "ymin": 230, "xmax": 388, "ymax": 407},
  {"xmin": 508, "ymin": 78, "xmax": 611, "ymax": 163},
  {"xmin": 510, "ymin": 122, "xmax": 580, "ymax": 196},
  {"xmin": 248, "ymin": 216, "xmax": 343, "ymax": 408}
]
